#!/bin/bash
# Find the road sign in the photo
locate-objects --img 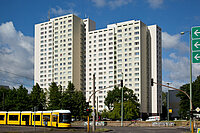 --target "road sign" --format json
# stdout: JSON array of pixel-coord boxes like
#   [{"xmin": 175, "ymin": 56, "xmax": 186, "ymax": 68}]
[
  {"xmin": 192, "ymin": 51, "xmax": 200, "ymax": 63},
  {"xmin": 192, "ymin": 26, "xmax": 200, "ymax": 39},
  {"xmin": 192, "ymin": 39, "xmax": 200, "ymax": 51},
  {"xmin": 196, "ymin": 107, "xmax": 200, "ymax": 113},
  {"xmin": 92, "ymin": 112, "xmax": 95, "ymax": 116},
  {"xmin": 197, "ymin": 128, "xmax": 200, "ymax": 133}
]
